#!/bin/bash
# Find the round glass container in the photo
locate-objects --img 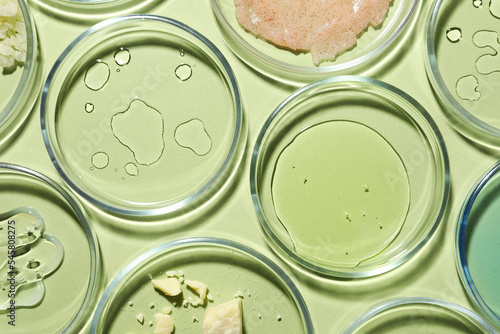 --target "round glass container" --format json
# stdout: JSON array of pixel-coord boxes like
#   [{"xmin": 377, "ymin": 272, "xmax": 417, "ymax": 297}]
[
  {"xmin": 343, "ymin": 297, "xmax": 497, "ymax": 333},
  {"xmin": 90, "ymin": 237, "xmax": 314, "ymax": 333},
  {"xmin": 0, "ymin": 163, "xmax": 100, "ymax": 333},
  {"xmin": 250, "ymin": 76, "xmax": 449, "ymax": 278},
  {"xmin": 456, "ymin": 161, "xmax": 500, "ymax": 326},
  {"xmin": 41, "ymin": 15, "xmax": 244, "ymax": 217},
  {"xmin": 0, "ymin": 0, "xmax": 41, "ymax": 145},
  {"xmin": 425, "ymin": 0, "xmax": 500, "ymax": 147},
  {"xmin": 31, "ymin": 0, "xmax": 159, "ymax": 20},
  {"xmin": 211, "ymin": 0, "xmax": 419, "ymax": 82}
]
